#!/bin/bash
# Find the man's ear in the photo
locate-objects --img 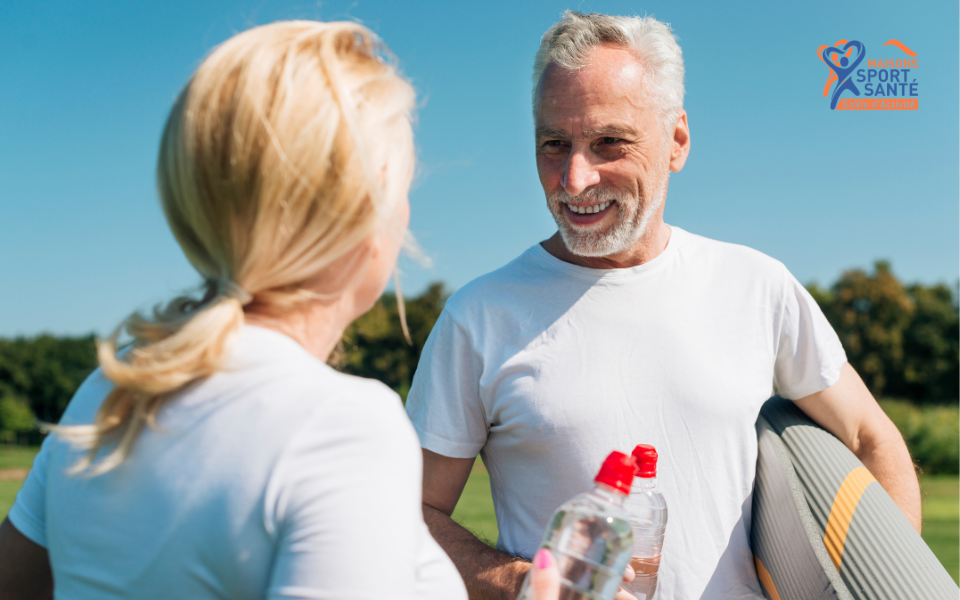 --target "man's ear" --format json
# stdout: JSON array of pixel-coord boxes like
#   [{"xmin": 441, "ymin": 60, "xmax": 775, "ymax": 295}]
[{"xmin": 669, "ymin": 110, "xmax": 690, "ymax": 173}]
